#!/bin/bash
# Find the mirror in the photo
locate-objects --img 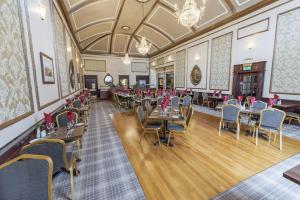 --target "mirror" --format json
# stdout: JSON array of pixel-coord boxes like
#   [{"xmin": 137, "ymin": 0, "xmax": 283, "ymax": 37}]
[
  {"xmin": 190, "ymin": 65, "xmax": 201, "ymax": 86},
  {"xmin": 104, "ymin": 73, "xmax": 113, "ymax": 86},
  {"xmin": 69, "ymin": 60, "xmax": 75, "ymax": 89}
]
